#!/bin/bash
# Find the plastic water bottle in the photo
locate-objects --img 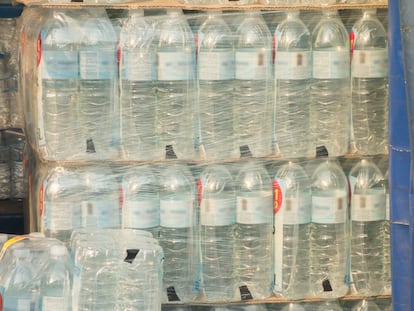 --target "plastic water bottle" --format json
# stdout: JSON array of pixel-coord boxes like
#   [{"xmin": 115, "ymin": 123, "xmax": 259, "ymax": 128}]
[
  {"xmin": 349, "ymin": 158, "xmax": 387, "ymax": 296},
  {"xmin": 199, "ymin": 164, "xmax": 237, "ymax": 302},
  {"xmin": 234, "ymin": 156, "xmax": 273, "ymax": 300},
  {"xmin": 351, "ymin": 299, "xmax": 381, "ymax": 311},
  {"xmin": 155, "ymin": 9, "xmax": 196, "ymax": 160},
  {"xmin": 382, "ymin": 168, "xmax": 391, "ymax": 295},
  {"xmin": 2, "ymin": 248, "xmax": 37, "ymax": 311},
  {"xmin": 159, "ymin": 154, "xmax": 197, "ymax": 303},
  {"xmin": 351, "ymin": 9, "xmax": 388, "ymax": 155},
  {"xmin": 316, "ymin": 300, "xmax": 344, "ymax": 311},
  {"xmin": 78, "ymin": 9, "xmax": 118, "ymax": 159},
  {"xmin": 310, "ymin": 10, "xmax": 350, "ymax": 157},
  {"xmin": 280, "ymin": 303, "xmax": 306, "ymax": 311},
  {"xmin": 197, "ymin": 11, "xmax": 237, "ymax": 160},
  {"xmin": 310, "ymin": 159, "xmax": 349, "ymax": 298},
  {"xmin": 36, "ymin": 245, "xmax": 71, "ymax": 311},
  {"xmin": 41, "ymin": 166, "xmax": 84, "ymax": 243},
  {"xmin": 38, "ymin": 10, "xmax": 81, "ymax": 160},
  {"xmin": 274, "ymin": 11, "xmax": 312, "ymax": 158},
  {"xmin": 234, "ymin": 11, "xmax": 273, "ymax": 158},
  {"xmin": 119, "ymin": 10, "xmax": 159, "ymax": 161},
  {"xmin": 273, "ymin": 161, "xmax": 311, "ymax": 300},
  {"xmin": 81, "ymin": 165, "xmax": 121, "ymax": 229},
  {"xmin": 121, "ymin": 164, "xmax": 160, "ymax": 239}
]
